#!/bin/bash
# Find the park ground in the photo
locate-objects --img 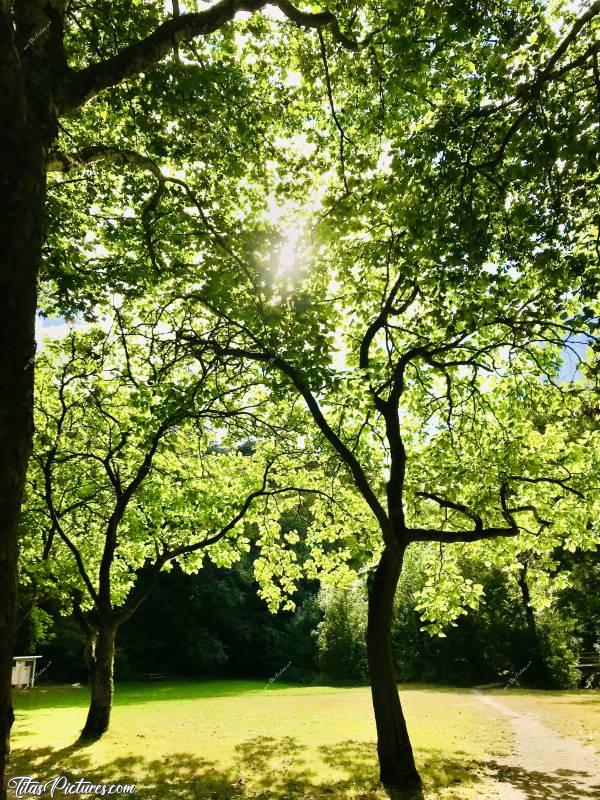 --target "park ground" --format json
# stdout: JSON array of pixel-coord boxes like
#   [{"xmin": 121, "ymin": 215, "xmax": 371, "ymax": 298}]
[{"xmin": 9, "ymin": 681, "xmax": 600, "ymax": 800}]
